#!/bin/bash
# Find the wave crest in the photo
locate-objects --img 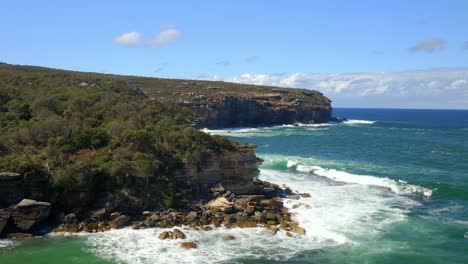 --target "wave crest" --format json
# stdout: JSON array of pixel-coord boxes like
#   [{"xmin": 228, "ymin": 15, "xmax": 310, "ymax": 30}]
[
  {"xmin": 286, "ymin": 161, "xmax": 432, "ymax": 197},
  {"xmin": 343, "ymin": 119, "xmax": 375, "ymax": 125}
]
